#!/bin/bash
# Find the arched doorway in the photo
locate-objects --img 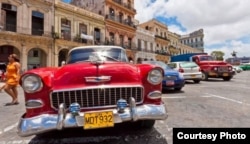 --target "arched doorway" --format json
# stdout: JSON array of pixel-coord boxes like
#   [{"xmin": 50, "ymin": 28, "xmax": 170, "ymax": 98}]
[
  {"xmin": 27, "ymin": 48, "xmax": 47, "ymax": 70},
  {"xmin": 58, "ymin": 49, "xmax": 69, "ymax": 66},
  {"xmin": 0, "ymin": 45, "xmax": 20, "ymax": 63}
]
